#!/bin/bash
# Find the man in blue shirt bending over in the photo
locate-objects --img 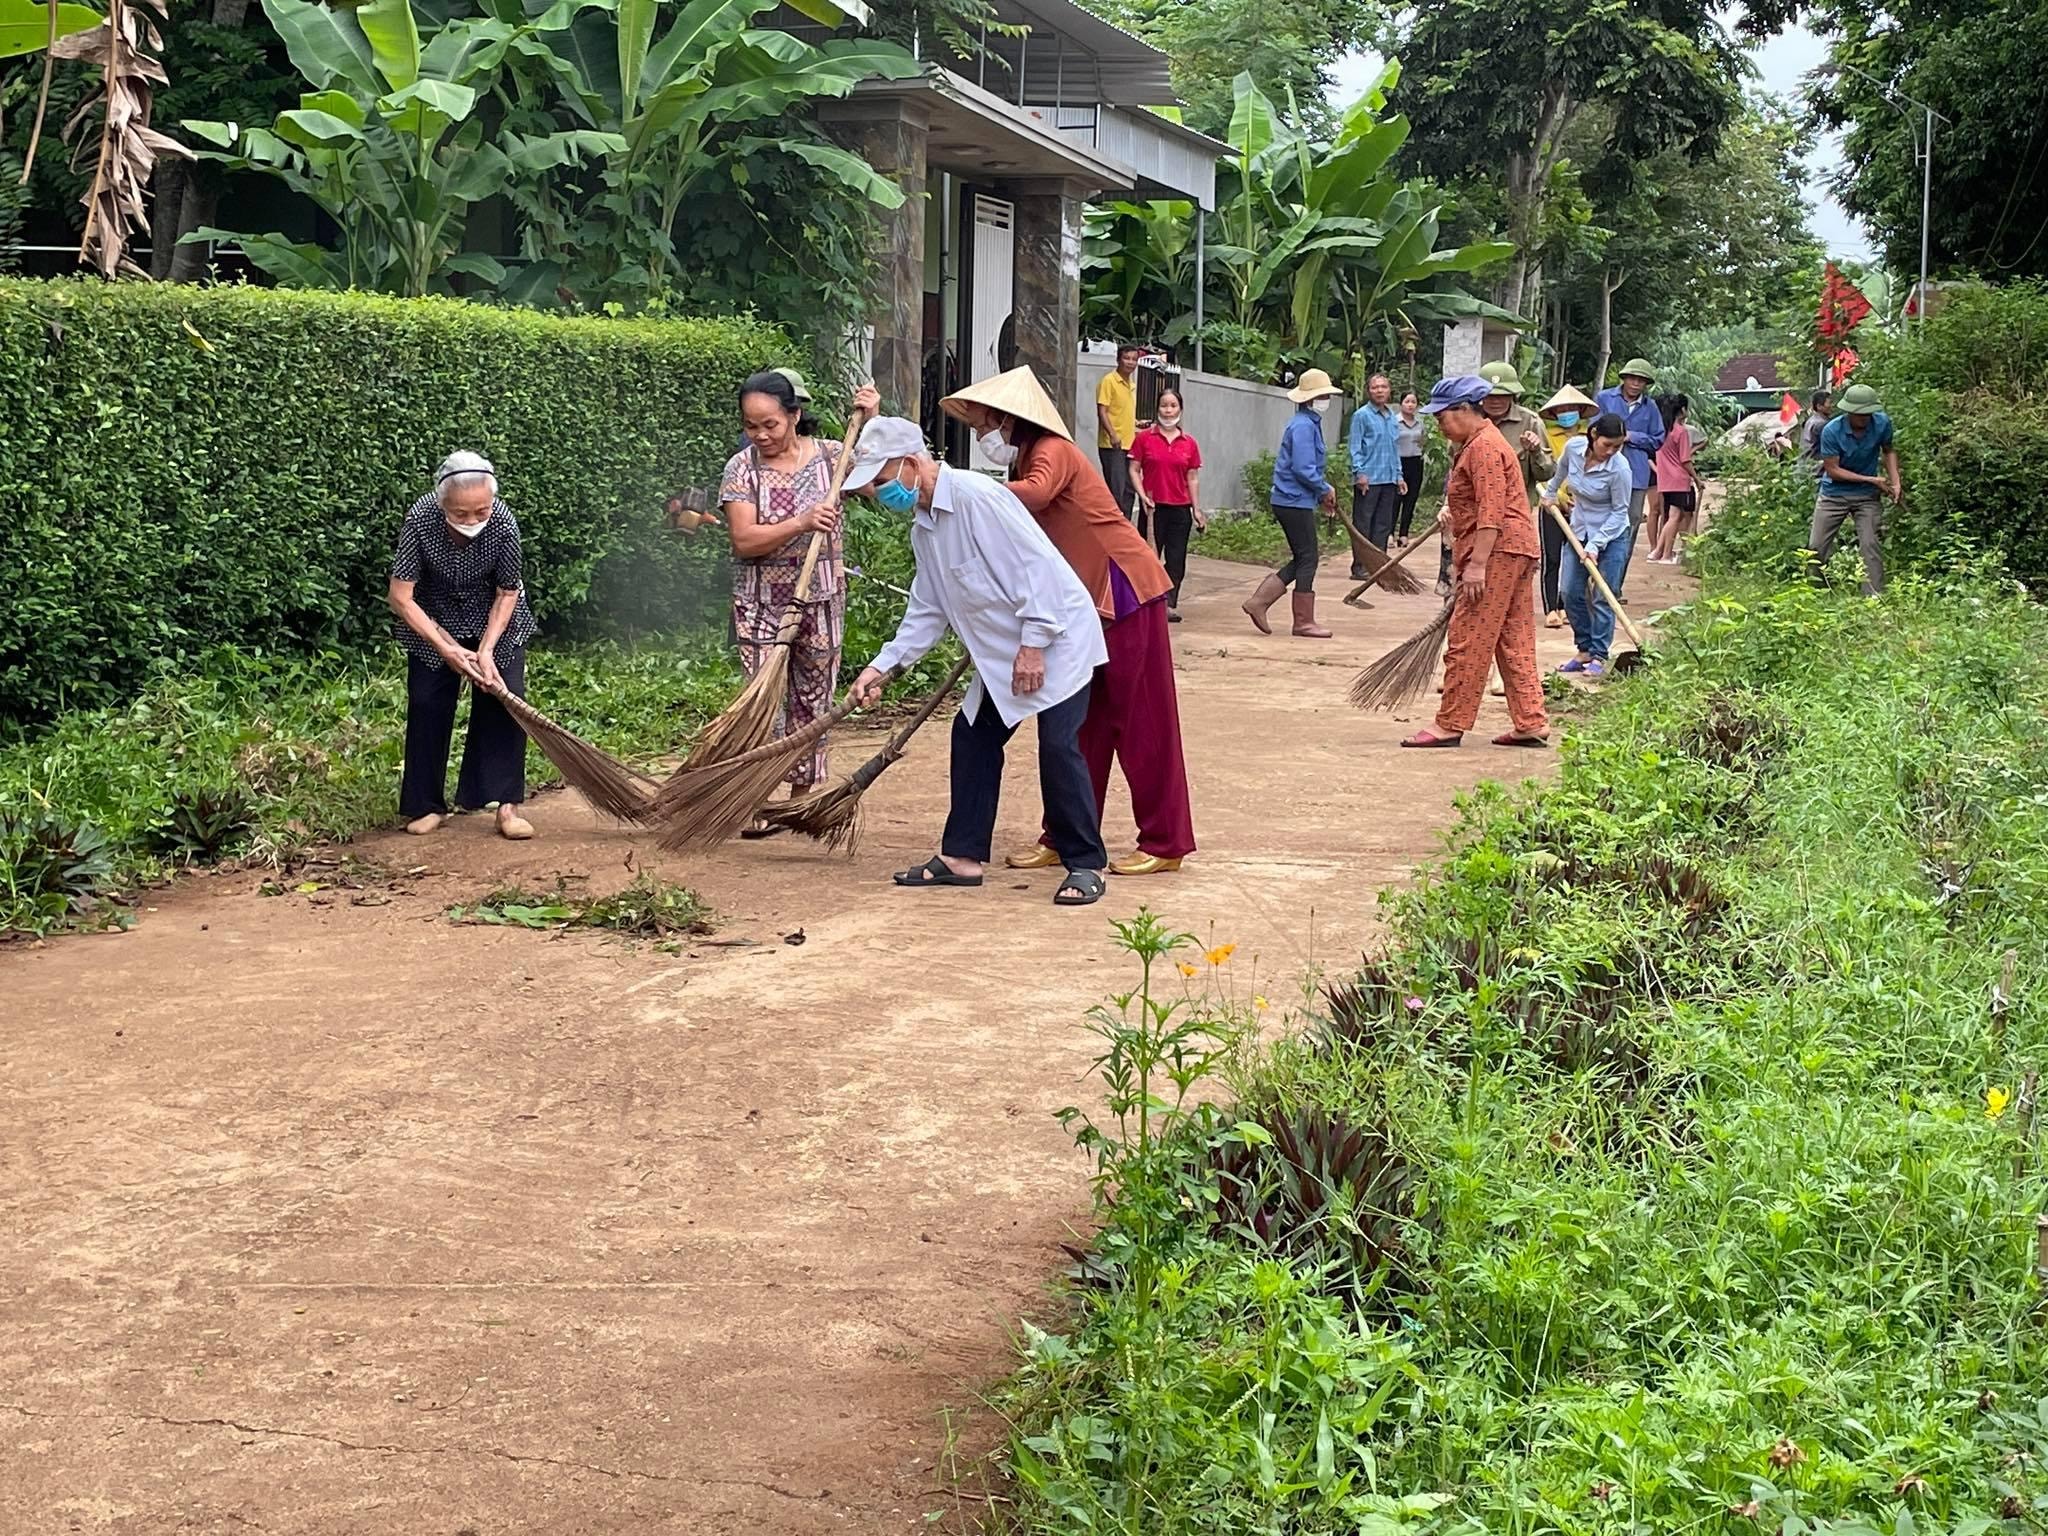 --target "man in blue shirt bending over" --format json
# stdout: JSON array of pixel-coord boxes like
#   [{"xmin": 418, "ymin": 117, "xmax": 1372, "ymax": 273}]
[
  {"xmin": 1810, "ymin": 382, "xmax": 1902, "ymax": 595},
  {"xmin": 1346, "ymin": 372, "xmax": 1403, "ymax": 579}
]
